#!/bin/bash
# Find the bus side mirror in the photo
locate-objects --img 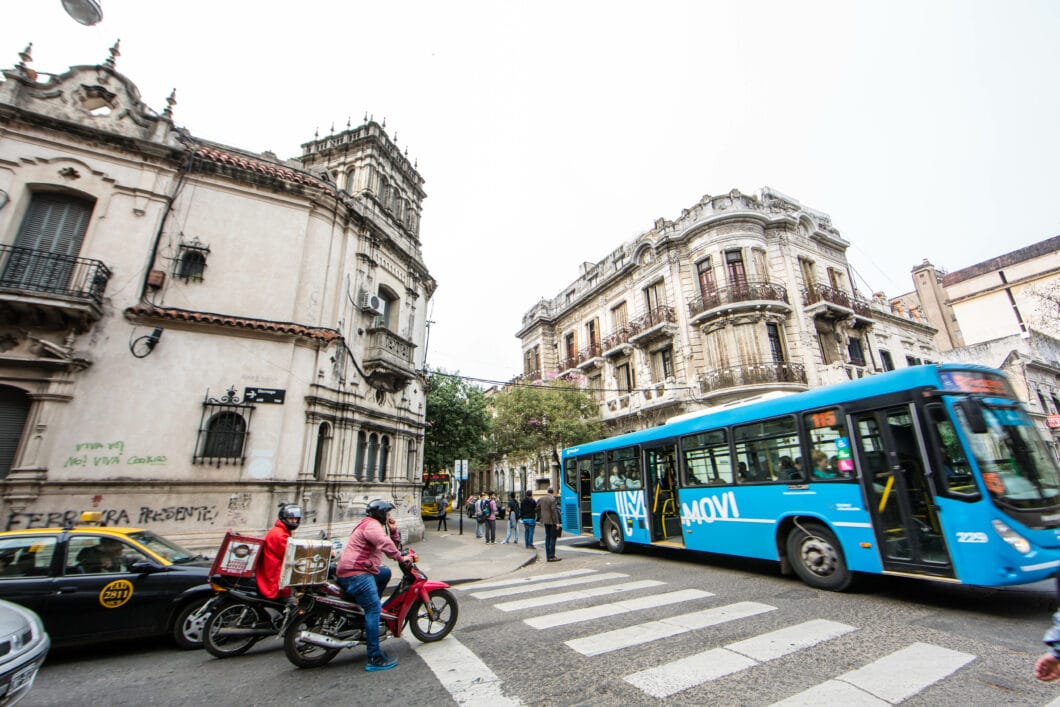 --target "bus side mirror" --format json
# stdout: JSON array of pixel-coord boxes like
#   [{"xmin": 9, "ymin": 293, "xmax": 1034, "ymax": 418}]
[{"xmin": 956, "ymin": 399, "xmax": 987, "ymax": 434}]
